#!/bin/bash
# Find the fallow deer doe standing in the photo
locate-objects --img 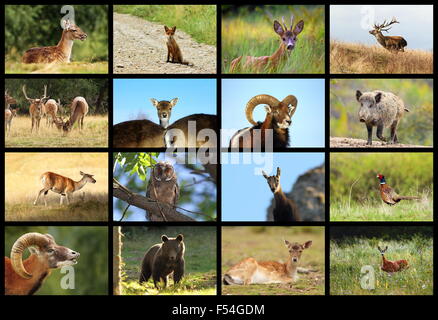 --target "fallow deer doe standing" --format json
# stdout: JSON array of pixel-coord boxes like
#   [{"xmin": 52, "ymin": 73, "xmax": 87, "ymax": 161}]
[
  {"xmin": 63, "ymin": 96, "xmax": 89, "ymax": 132},
  {"xmin": 22, "ymin": 85, "xmax": 49, "ymax": 133},
  {"xmin": 22, "ymin": 19, "xmax": 87, "ymax": 64},
  {"xmin": 5, "ymin": 90, "xmax": 17, "ymax": 133},
  {"xmin": 377, "ymin": 245, "xmax": 409, "ymax": 274},
  {"xmin": 229, "ymin": 14, "xmax": 304, "ymax": 73},
  {"xmin": 34, "ymin": 171, "xmax": 96, "ymax": 206},
  {"xmin": 43, "ymin": 99, "xmax": 63, "ymax": 129},
  {"xmin": 223, "ymin": 240, "xmax": 313, "ymax": 285},
  {"xmin": 369, "ymin": 17, "xmax": 407, "ymax": 52}
]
